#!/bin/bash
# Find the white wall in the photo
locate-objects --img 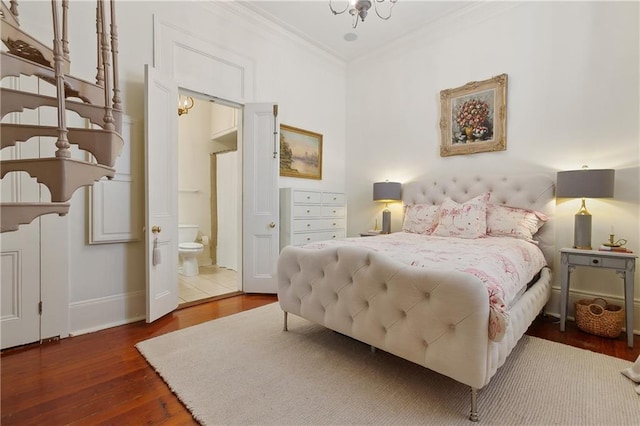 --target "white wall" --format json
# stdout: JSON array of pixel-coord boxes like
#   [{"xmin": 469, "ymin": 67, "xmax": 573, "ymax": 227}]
[
  {"xmin": 178, "ymin": 97, "xmax": 213, "ymax": 266},
  {"xmin": 9, "ymin": 1, "xmax": 638, "ymax": 335},
  {"xmin": 9, "ymin": 1, "xmax": 347, "ymax": 335},
  {"xmin": 345, "ymin": 2, "xmax": 640, "ymax": 327},
  {"xmin": 217, "ymin": 151, "xmax": 239, "ymax": 270}
]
